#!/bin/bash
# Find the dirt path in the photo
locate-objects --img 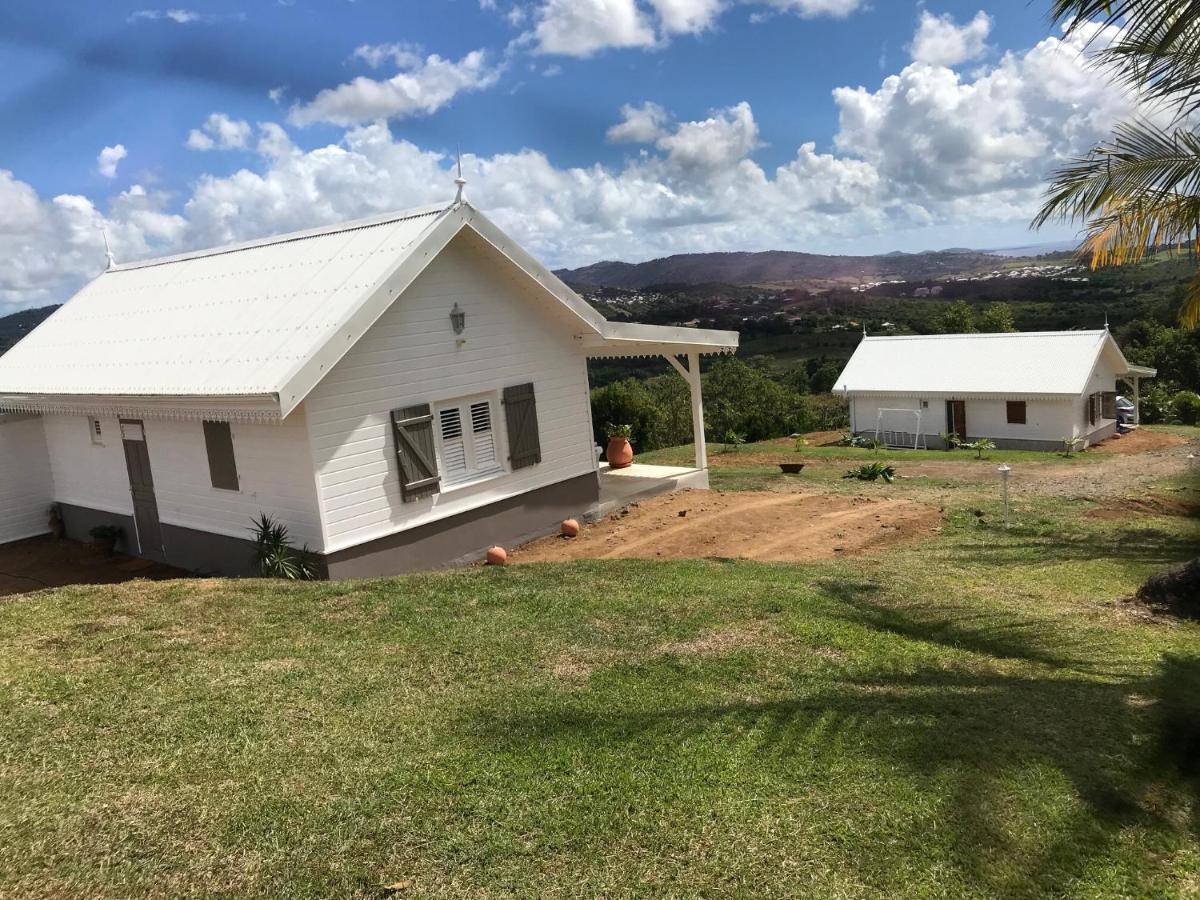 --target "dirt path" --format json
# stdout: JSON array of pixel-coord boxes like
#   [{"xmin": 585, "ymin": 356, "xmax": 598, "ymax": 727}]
[{"xmin": 512, "ymin": 491, "xmax": 942, "ymax": 564}]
